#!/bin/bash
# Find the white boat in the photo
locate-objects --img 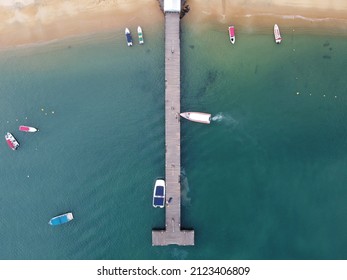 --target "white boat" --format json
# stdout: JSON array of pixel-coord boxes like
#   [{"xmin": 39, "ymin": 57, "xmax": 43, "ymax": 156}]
[
  {"xmin": 153, "ymin": 179, "xmax": 165, "ymax": 208},
  {"xmin": 49, "ymin": 212, "xmax": 74, "ymax": 226},
  {"xmin": 228, "ymin": 26, "xmax": 235, "ymax": 44},
  {"xmin": 19, "ymin": 125, "xmax": 38, "ymax": 132},
  {"xmin": 137, "ymin": 26, "xmax": 144, "ymax": 45},
  {"xmin": 125, "ymin": 28, "xmax": 133, "ymax": 46},
  {"xmin": 274, "ymin": 24, "xmax": 282, "ymax": 44},
  {"xmin": 5, "ymin": 132, "xmax": 20, "ymax": 150},
  {"xmin": 180, "ymin": 112, "xmax": 211, "ymax": 124}
]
